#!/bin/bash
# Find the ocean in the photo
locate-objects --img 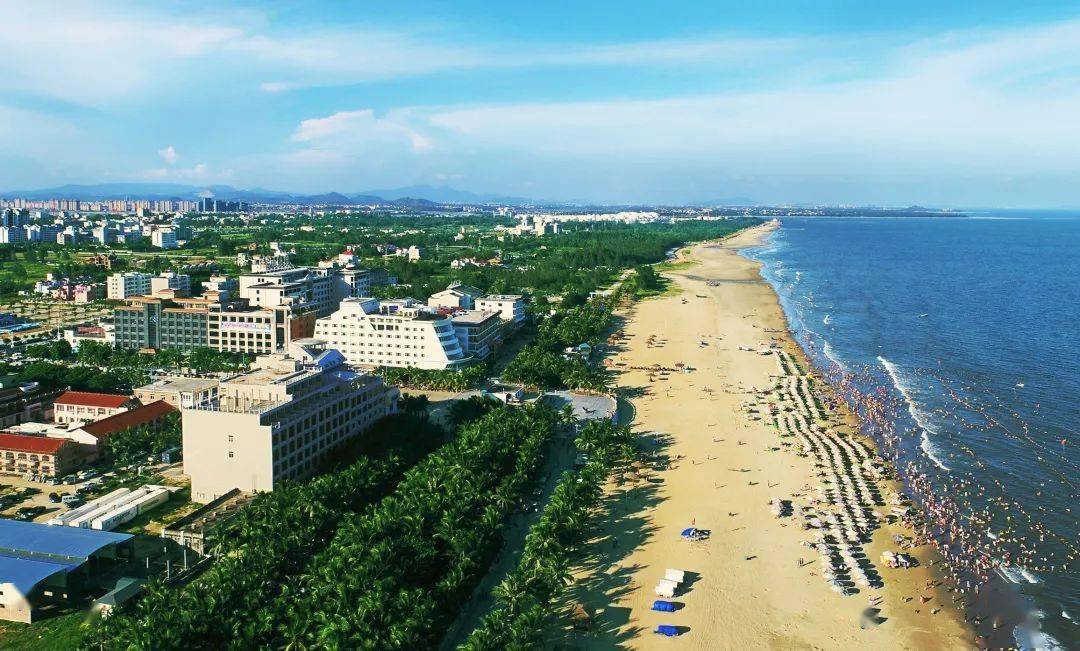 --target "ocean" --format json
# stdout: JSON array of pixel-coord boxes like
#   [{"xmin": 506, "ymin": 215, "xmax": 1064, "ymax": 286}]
[{"xmin": 743, "ymin": 214, "xmax": 1079, "ymax": 649}]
